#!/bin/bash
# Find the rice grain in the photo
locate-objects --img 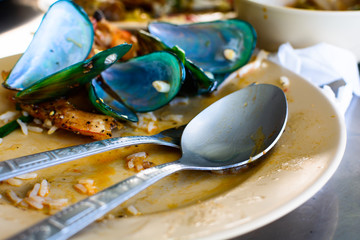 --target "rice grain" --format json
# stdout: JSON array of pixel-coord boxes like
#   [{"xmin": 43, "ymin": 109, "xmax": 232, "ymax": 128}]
[
  {"xmin": 47, "ymin": 126, "xmax": 58, "ymax": 135},
  {"xmin": 27, "ymin": 126, "xmax": 44, "ymax": 133},
  {"xmin": 25, "ymin": 196, "xmax": 45, "ymax": 209},
  {"xmin": 44, "ymin": 198, "xmax": 68, "ymax": 209},
  {"xmin": 28, "ymin": 183, "xmax": 41, "ymax": 197},
  {"xmin": 16, "ymin": 119, "xmax": 28, "ymax": 135},
  {"xmin": 74, "ymin": 183, "xmax": 88, "ymax": 194},
  {"xmin": 16, "ymin": 173, "xmax": 38, "ymax": 180},
  {"xmin": 6, "ymin": 190, "xmax": 22, "ymax": 204},
  {"xmin": 6, "ymin": 178, "xmax": 23, "ymax": 187},
  {"xmin": 39, "ymin": 179, "xmax": 50, "ymax": 197},
  {"xmin": 126, "ymin": 205, "xmax": 140, "ymax": 215},
  {"xmin": 0, "ymin": 111, "xmax": 18, "ymax": 123}
]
